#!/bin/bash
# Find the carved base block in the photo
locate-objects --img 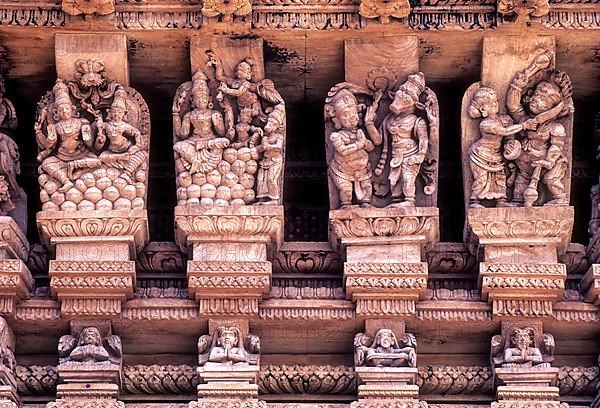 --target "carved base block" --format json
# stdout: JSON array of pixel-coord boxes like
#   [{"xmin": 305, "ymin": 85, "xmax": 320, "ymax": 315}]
[
  {"xmin": 497, "ymin": 385, "xmax": 560, "ymax": 400},
  {"xmin": 58, "ymin": 362, "xmax": 121, "ymax": 384},
  {"xmin": 189, "ymin": 400, "xmax": 267, "ymax": 408},
  {"xmin": 355, "ymin": 367, "xmax": 420, "ymax": 400},
  {"xmin": 48, "ymin": 383, "xmax": 124, "ymax": 407},
  {"xmin": 580, "ymin": 264, "xmax": 600, "ymax": 304},
  {"xmin": 480, "ymin": 262, "xmax": 566, "ymax": 318},
  {"xmin": 332, "ymin": 207, "xmax": 438, "ymax": 318},
  {"xmin": 197, "ymin": 364, "xmax": 259, "ymax": 398},
  {"xmin": 491, "ymin": 401, "xmax": 569, "ymax": 408},
  {"xmin": 0, "ymin": 259, "xmax": 33, "ymax": 315}
]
